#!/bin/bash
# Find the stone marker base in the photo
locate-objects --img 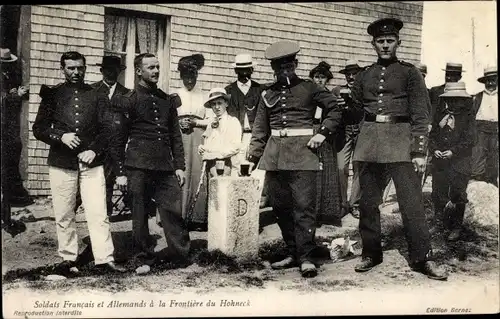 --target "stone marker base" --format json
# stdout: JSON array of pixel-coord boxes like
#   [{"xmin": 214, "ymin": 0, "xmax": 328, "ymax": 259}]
[{"xmin": 207, "ymin": 176, "xmax": 260, "ymax": 260}]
